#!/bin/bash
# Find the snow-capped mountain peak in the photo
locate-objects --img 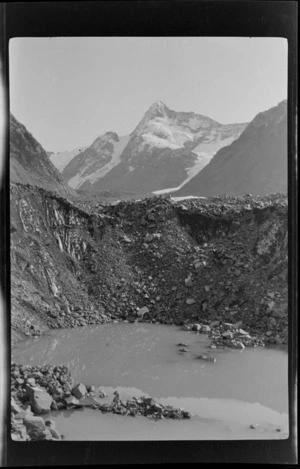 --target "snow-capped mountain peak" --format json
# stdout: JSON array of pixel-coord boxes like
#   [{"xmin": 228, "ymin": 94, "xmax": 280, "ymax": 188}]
[{"xmin": 61, "ymin": 102, "xmax": 247, "ymax": 196}]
